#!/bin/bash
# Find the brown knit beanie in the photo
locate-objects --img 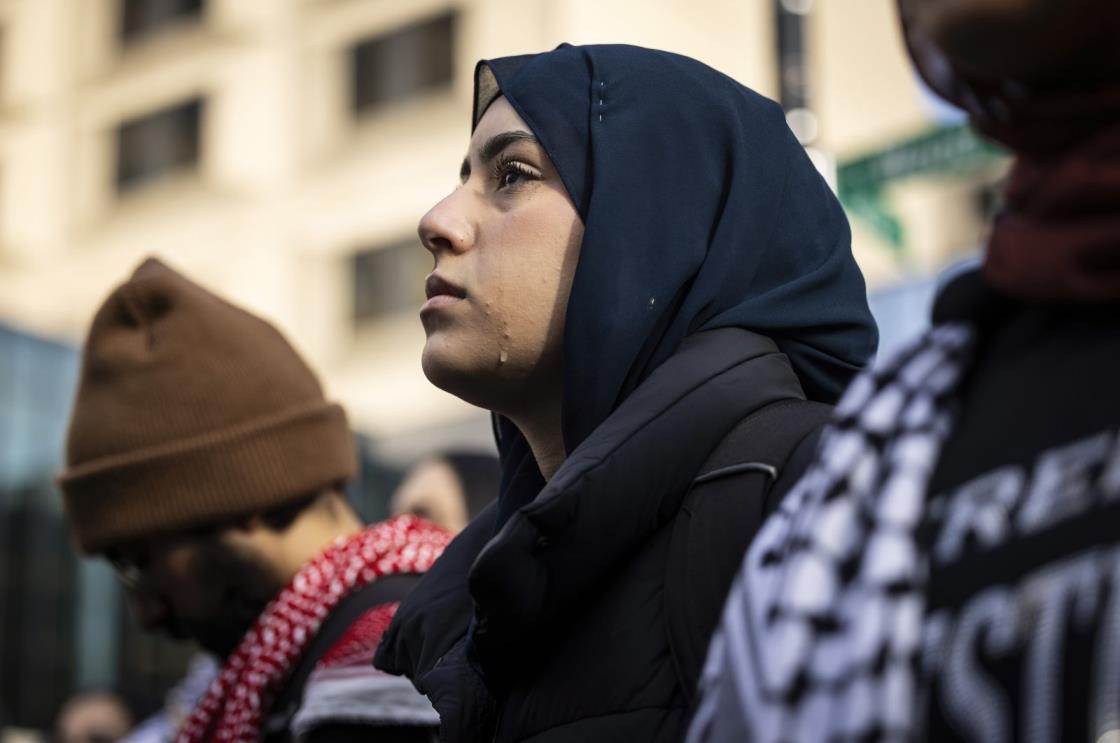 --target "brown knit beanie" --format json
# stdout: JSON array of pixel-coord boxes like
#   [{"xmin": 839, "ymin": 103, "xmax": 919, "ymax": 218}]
[{"xmin": 59, "ymin": 257, "xmax": 356, "ymax": 555}]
